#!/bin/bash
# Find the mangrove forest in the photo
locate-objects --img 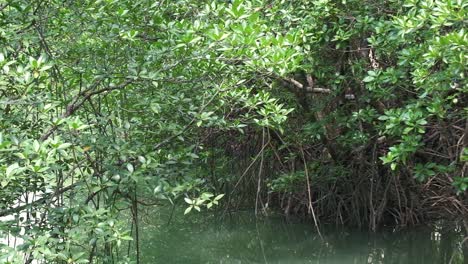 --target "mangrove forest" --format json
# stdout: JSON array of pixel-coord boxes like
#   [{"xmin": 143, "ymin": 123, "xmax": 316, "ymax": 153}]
[{"xmin": 0, "ymin": 0, "xmax": 467, "ymax": 263}]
